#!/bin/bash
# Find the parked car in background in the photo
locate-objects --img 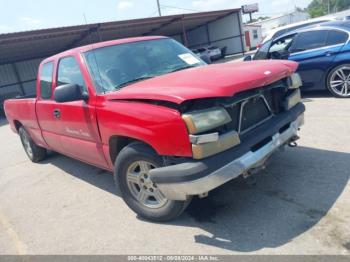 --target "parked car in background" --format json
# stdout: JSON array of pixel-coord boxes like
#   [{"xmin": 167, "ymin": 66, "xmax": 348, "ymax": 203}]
[
  {"xmin": 192, "ymin": 46, "xmax": 224, "ymax": 61},
  {"xmin": 245, "ymin": 21, "xmax": 350, "ymax": 98},
  {"xmin": 258, "ymin": 17, "xmax": 337, "ymax": 48},
  {"xmin": 4, "ymin": 36, "xmax": 304, "ymax": 221}
]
